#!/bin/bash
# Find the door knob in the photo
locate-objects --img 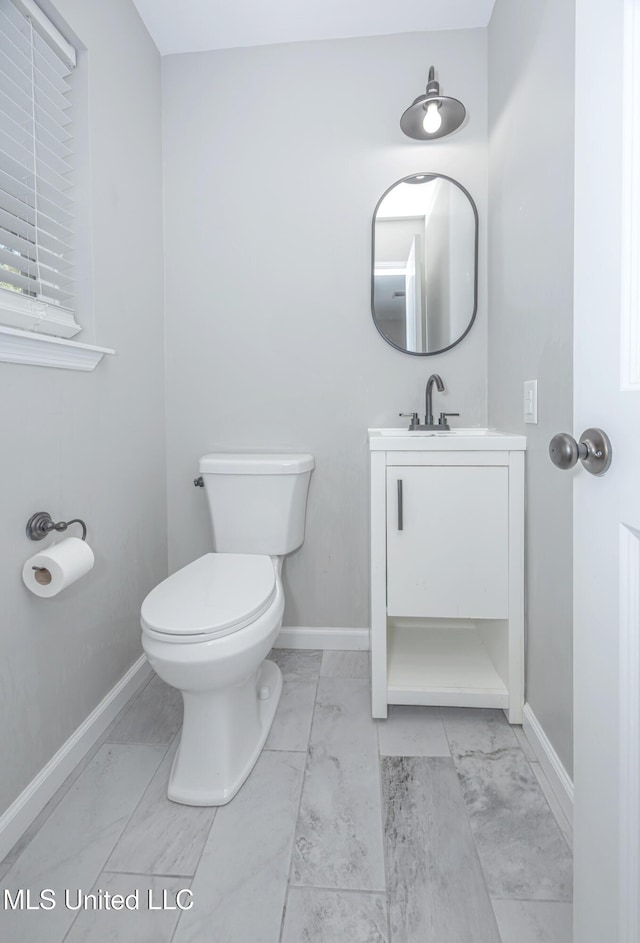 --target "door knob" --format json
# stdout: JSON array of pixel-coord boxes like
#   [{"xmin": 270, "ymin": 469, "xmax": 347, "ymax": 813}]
[{"xmin": 549, "ymin": 428, "xmax": 612, "ymax": 476}]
